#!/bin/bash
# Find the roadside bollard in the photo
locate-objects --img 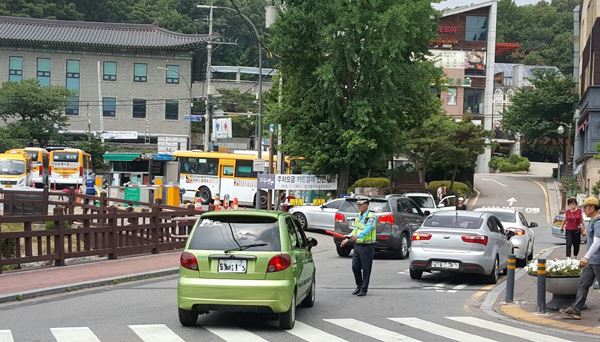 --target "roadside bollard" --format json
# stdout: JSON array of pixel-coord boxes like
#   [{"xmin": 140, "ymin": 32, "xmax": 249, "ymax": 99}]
[
  {"xmin": 537, "ymin": 258, "xmax": 546, "ymax": 313},
  {"xmin": 505, "ymin": 254, "xmax": 516, "ymax": 303}
]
